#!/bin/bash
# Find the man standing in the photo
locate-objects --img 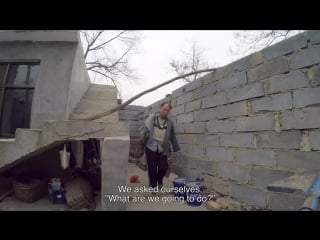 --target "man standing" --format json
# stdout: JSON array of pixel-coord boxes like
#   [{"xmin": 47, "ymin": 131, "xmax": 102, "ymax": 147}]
[{"xmin": 141, "ymin": 102, "xmax": 180, "ymax": 190}]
